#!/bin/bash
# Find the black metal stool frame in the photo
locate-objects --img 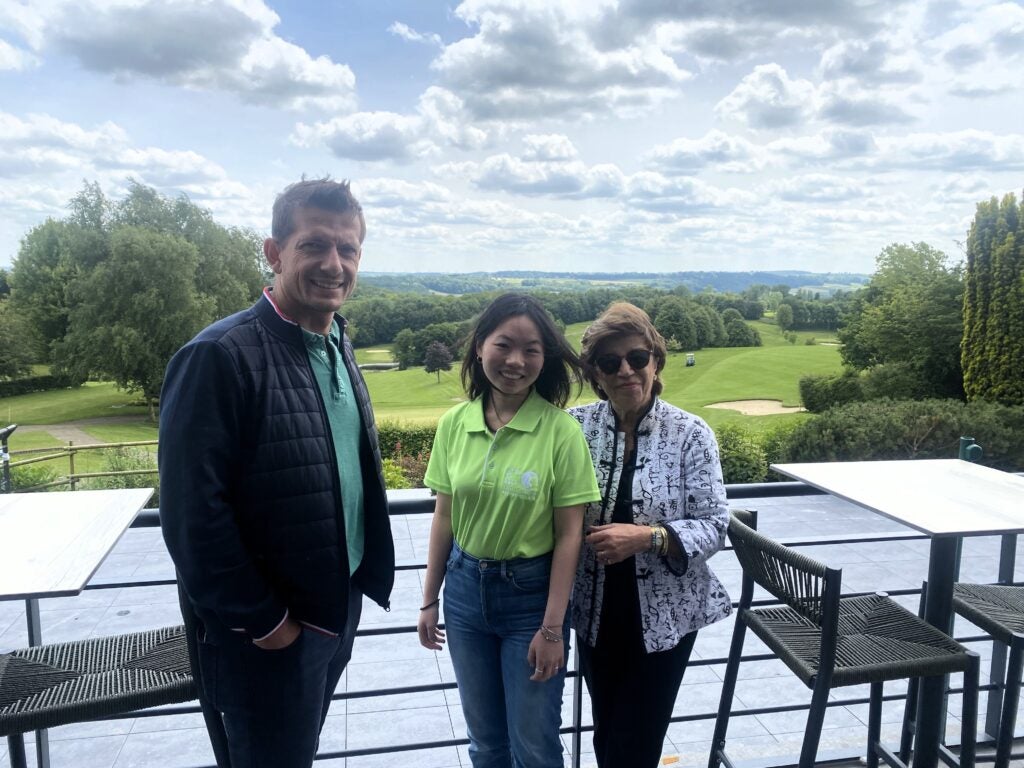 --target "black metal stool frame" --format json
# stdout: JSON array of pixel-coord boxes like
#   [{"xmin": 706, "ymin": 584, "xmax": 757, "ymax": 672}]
[{"xmin": 709, "ymin": 510, "xmax": 981, "ymax": 768}]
